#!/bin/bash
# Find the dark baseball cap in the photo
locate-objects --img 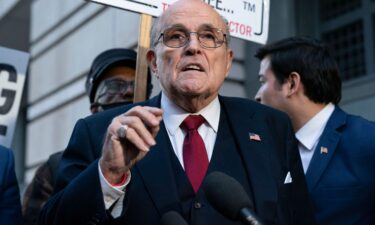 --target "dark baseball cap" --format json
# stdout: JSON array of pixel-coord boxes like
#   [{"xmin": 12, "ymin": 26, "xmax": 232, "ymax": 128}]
[{"xmin": 85, "ymin": 48, "xmax": 137, "ymax": 103}]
